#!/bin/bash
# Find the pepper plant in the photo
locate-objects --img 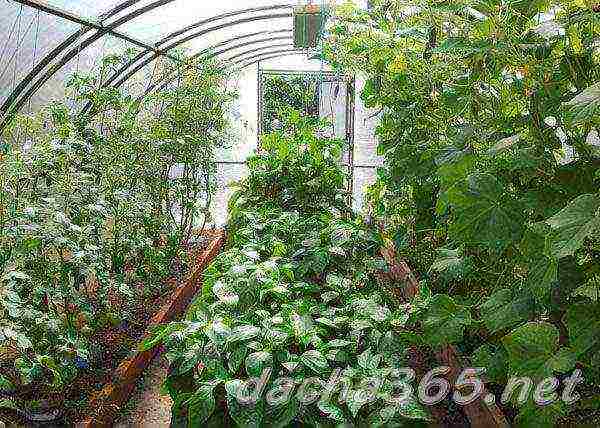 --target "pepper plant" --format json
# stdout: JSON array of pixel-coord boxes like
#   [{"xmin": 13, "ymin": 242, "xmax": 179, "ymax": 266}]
[{"xmin": 144, "ymin": 111, "xmax": 432, "ymax": 427}]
